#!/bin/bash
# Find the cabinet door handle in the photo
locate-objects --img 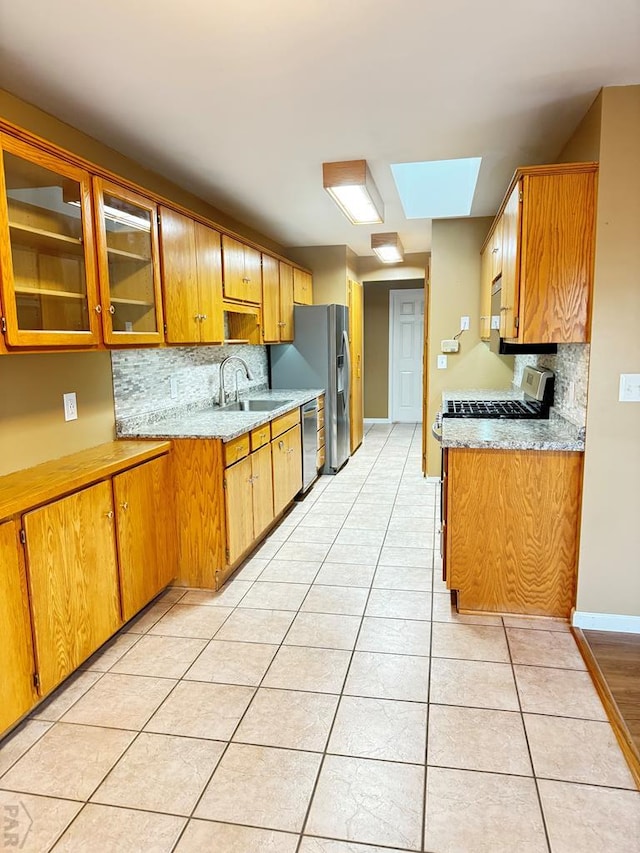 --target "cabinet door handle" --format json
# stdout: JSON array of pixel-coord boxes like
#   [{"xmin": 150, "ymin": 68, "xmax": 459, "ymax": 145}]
[
  {"xmin": 253, "ymin": 473, "xmax": 259, "ymax": 481},
  {"xmin": 194, "ymin": 314, "xmax": 201, "ymax": 321},
  {"xmin": 242, "ymin": 277, "xmax": 251, "ymax": 283},
  {"xmin": 201, "ymin": 314, "xmax": 207, "ymax": 320},
  {"xmin": 106, "ymin": 510, "xmax": 114, "ymax": 519},
  {"xmin": 95, "ymin": 304, "xmax": 102, "ymax": 314},
  {"xmin": 108, "ymin": 305, "xmax": 116, "ymax": 315},
  {"xmin": 278, "ymin": 440, "xmax": 284, "ymax": 450},
  {"xmin": 120, "ymin": 502, "xmax": 129, "ymax": 511}
]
